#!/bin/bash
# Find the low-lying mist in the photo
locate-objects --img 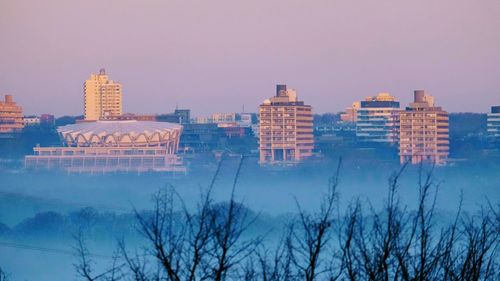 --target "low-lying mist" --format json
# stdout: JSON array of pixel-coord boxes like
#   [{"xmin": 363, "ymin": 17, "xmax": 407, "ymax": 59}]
[{"xmin": 0, "ymin": 156, "xmax": 499, "ymax": 280}]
